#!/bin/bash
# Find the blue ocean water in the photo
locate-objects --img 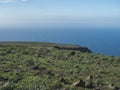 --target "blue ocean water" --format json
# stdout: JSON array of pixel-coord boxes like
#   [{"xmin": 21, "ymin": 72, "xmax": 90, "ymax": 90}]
[{"xmin": 0, "ymin": 27, "xmax": 120, "ymax": 56}]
